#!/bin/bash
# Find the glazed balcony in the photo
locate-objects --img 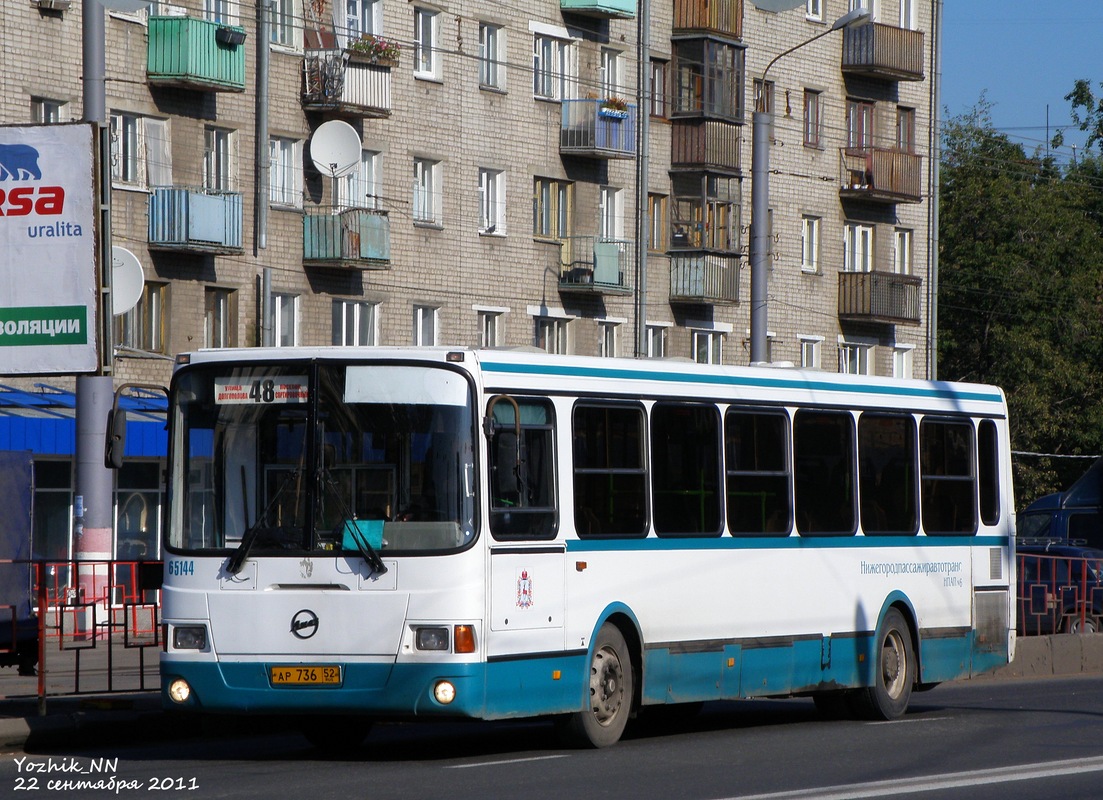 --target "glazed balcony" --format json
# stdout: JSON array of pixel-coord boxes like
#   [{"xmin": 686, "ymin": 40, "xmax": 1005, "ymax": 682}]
[
  {"xmin": 303, "ymin": 207, "xmax": 391, "ymax": 269},
  {"xmin": 147, "ymin": 187, "xmax": 243, "ymax": 253},
  {"xmin": 302, "ymin": 50, "xmax": 393, "ymax": 118},
  {"xmin": 560, "ymin": 0, "xmax": 636, "ymax": 19},
  {"xmin": 839, "ymin": 148, "xmax": 923, "ymax": 204},
  {"xmin": 560, "ymin": 99, "xmax": 637, "ymax": 160},
  {"xmin": 842, "ymin": 22, "xmax": 924, "ymax": 81},
  {"xmin": 147, "ymin": 16, "xmax": 246, "ymax": 92},
  {"xmin": 671, "ymin": 119, "xmax": 742, "ymax": 171},
  {"xmin": 673, "ymin": 0, "xmax": 742, "ymax": 38},
  {"xmin": 669, "ymin": 254, "xmax": 740, "ymax": 305},
  {"xmin": 838, "ymin": 270, "xmax": 922, "ymax": 325},
  {"xmin": 558, "ymin": 236, "xmax": 633, "ymax": 295}
]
